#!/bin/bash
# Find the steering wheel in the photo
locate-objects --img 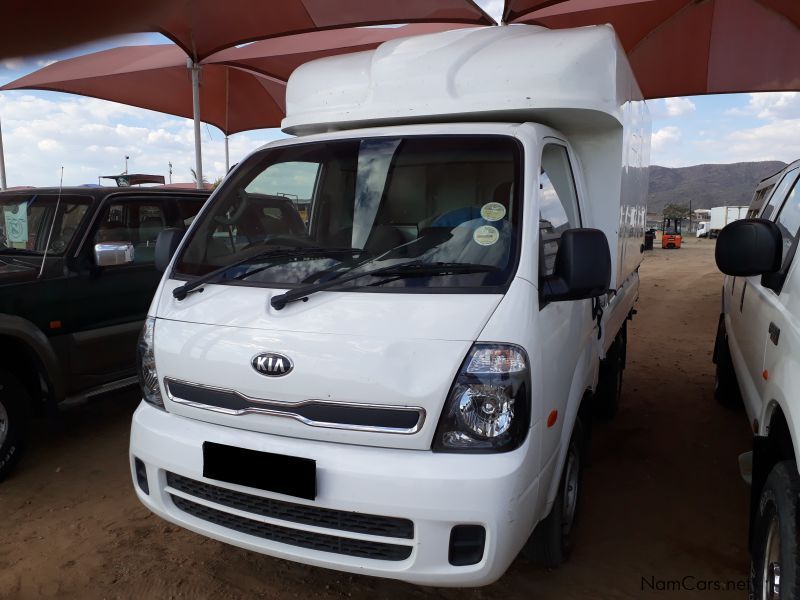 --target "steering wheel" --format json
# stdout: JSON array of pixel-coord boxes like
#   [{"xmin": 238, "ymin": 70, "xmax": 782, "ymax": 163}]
[
  {"xmin": 213, "ymin": 189, "xmax": 250, "ymax": 226},
  {"xmin": 243, "ymin": 235, "xmax": 317, "ymax": 251}
]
